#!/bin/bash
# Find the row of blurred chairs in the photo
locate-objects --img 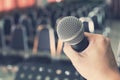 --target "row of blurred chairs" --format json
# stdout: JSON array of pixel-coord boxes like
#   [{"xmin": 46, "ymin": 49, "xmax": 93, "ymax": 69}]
[
  {"xmin": 0, "ymin": 1, "xmax": 109, "ymax": 80},
  {"xmin": 1, "ymin": 4, "xmax": 107, "ymax": 46},
  {"xmin": 0, "ymin": 1, "xmax": 108, "ymax": 63}
]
